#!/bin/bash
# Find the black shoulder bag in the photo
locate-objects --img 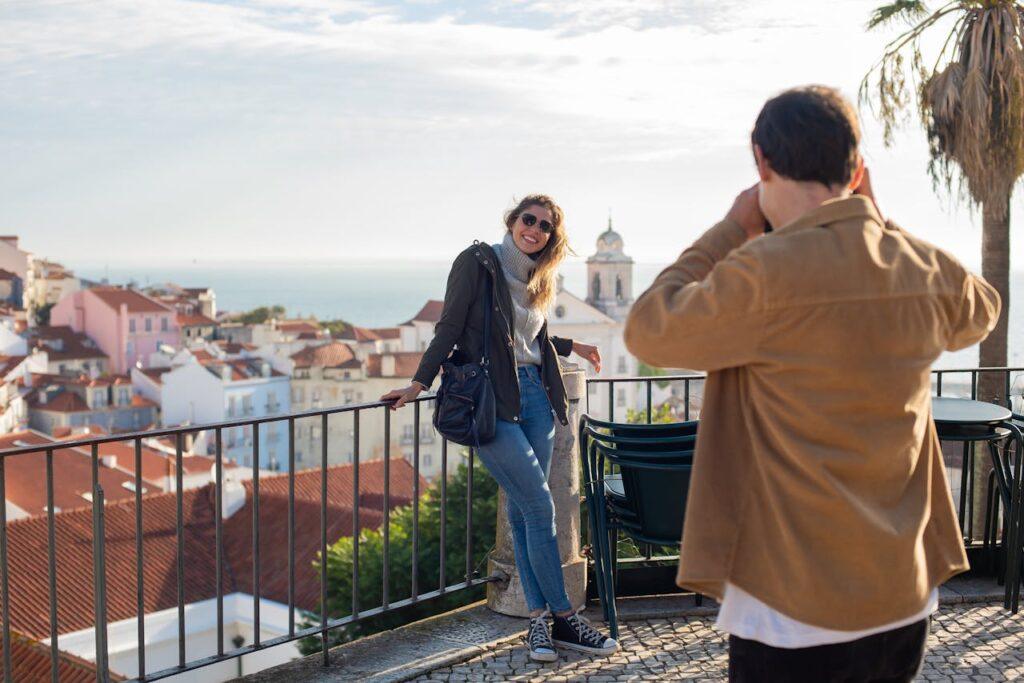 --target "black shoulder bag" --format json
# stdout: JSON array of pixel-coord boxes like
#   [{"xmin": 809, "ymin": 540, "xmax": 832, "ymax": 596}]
[{"xmin": 432, "ymin": 273, "xmax": 497, "ymax": 447}]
